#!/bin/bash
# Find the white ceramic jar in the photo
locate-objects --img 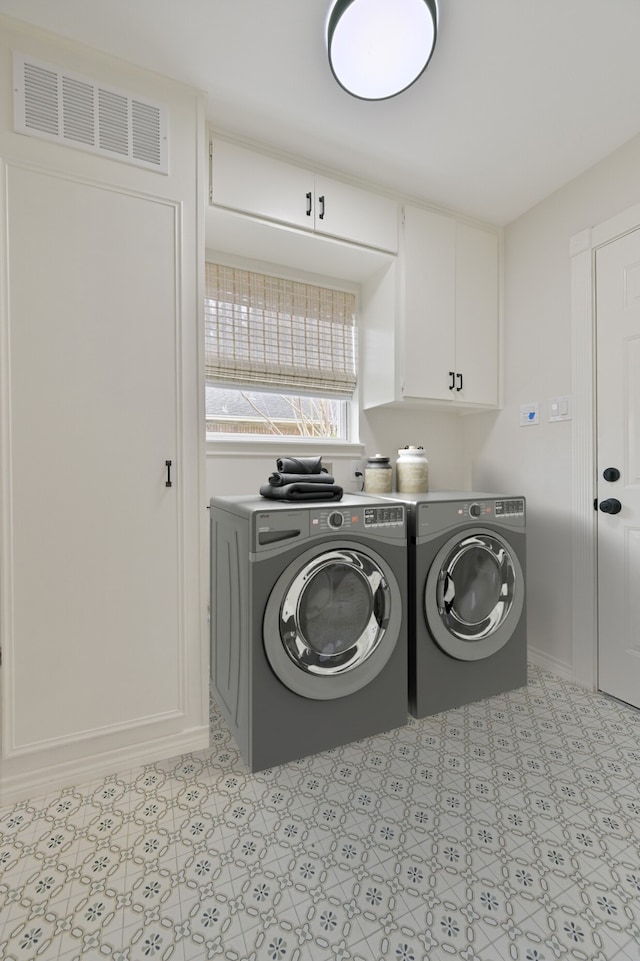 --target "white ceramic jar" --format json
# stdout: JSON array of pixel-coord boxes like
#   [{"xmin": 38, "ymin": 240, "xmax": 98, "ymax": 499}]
[{"xmin": 396, "ymin": 446, "xmax": 429, "ymax": 493}]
